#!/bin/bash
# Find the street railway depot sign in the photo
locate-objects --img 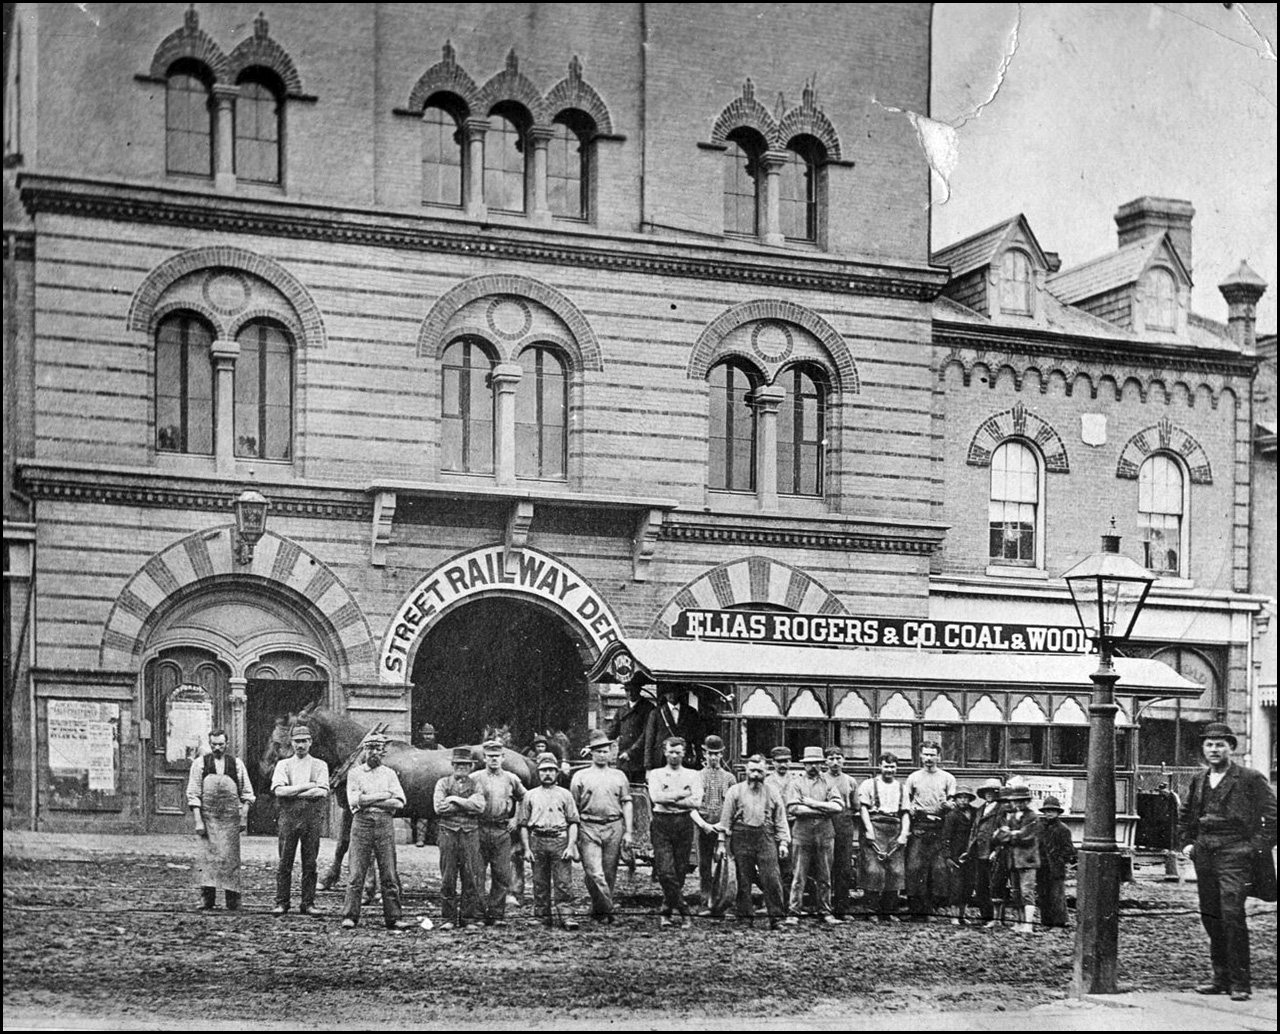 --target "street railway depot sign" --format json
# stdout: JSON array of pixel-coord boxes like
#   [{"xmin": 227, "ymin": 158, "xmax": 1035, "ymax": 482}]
[
  {"xmin": 380, "ymin": 545, "xmax": 622, "ymax": 681},
  {"xmin": 672, "ymin": 609, "xmax": 1090, "ymax": 654}
]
